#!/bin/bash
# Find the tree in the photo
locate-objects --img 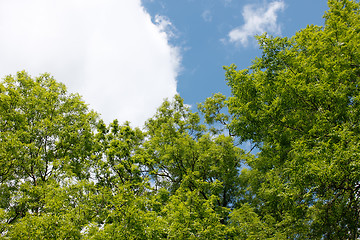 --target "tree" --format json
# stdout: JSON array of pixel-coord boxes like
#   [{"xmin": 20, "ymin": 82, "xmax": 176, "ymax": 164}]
[
  {"xmin": 225, "ymin": 0, "xmax": 360, "ymax": 238},
  {"xmin": 0, "ymin": 71, "xmax": 97, "ymax": 236},
  {"xmin": 137, "ymin": 95, "xmax": 245, "ymax": 238},
  {"xmin": 143, "ymin": 95, "xmax": 244, "ymax": 209},
  {"xmin": 0, "ymin": 74, "xmax": 244, "ymax": 238}
]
